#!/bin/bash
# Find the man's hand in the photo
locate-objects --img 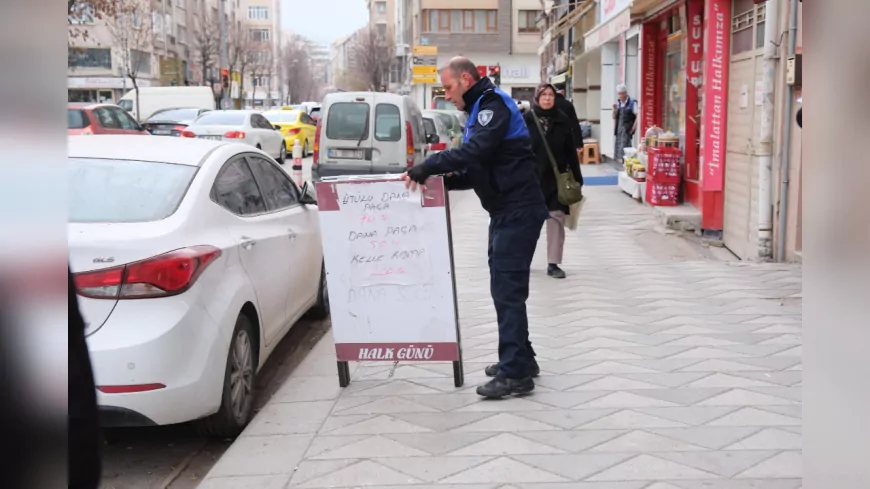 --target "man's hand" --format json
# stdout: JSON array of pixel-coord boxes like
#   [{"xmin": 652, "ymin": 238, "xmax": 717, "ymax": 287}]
[{"xmin": 402, "ymin": 164, "xmax": 430, "ymax": 192}]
